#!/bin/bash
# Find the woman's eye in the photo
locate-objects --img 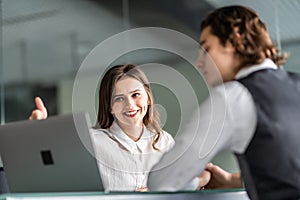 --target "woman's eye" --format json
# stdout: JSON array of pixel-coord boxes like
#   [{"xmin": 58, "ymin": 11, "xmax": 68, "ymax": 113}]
[
  {"xmin": 114, "ymin": 97, "xmax": 124, "ymax": 102},
  {"xmin": 132, "ymin": 93, "xmax": 140, "ymax": 98}
]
